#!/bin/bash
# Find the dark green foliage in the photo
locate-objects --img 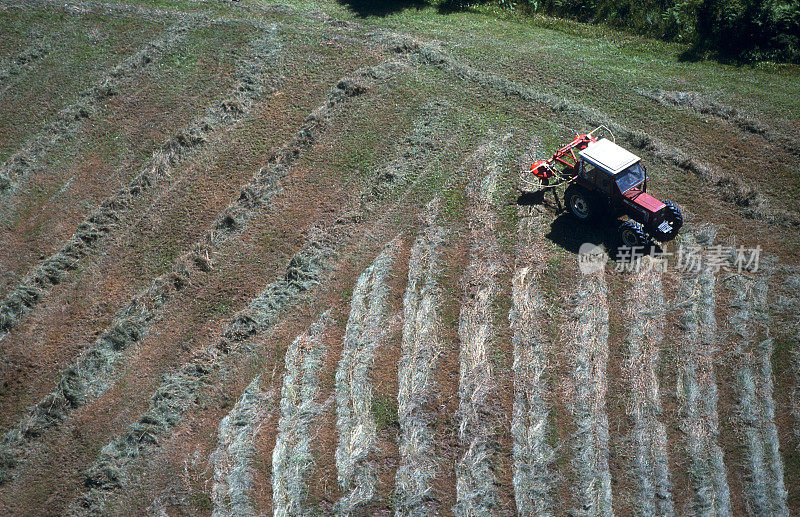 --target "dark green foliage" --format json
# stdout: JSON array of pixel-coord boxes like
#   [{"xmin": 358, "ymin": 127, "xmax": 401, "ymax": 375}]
[
  {"xmin": 434, "ymin": 0, "xmax": 800, "ymax": 63},
  {"xmin": 340, "ymin": 0, "xmax": 429, "ymax": 17},
  {"xmin": 686, "ymin": 0, "xmax": 800, "ymax": 62}
]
